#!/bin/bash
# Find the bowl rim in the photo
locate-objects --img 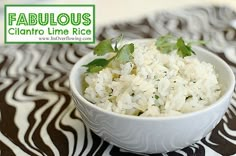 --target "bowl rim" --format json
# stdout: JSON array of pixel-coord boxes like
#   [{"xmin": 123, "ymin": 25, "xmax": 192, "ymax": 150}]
[{"xmin": 70, "ymin": 39, "xmax": 235, "ymax": 121}]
